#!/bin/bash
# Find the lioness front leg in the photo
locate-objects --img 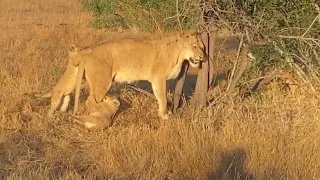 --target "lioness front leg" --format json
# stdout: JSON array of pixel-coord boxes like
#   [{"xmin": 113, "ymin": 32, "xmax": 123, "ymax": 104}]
[{"xmin": 151, "ymin": 79, "xmax": 169, "ymax": 119}]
